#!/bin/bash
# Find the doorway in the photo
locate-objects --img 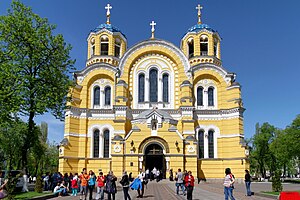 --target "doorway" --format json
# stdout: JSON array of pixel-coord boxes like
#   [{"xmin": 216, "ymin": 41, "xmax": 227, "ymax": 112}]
[{"xmin": 144, "ymin": 143, "xmax": 166, "ymax": 178}]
